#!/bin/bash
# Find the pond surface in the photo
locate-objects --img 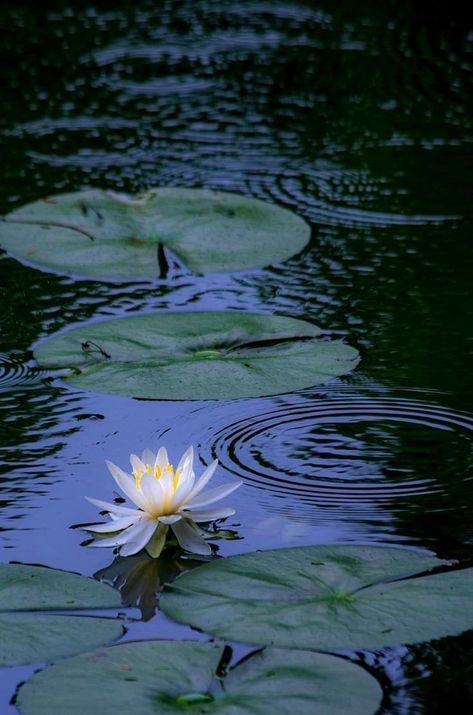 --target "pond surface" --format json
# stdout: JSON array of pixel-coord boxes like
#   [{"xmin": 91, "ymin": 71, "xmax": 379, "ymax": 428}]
[{"xmin": 0, "ymin": 0, "xmax": 472, "ymax": 712}]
